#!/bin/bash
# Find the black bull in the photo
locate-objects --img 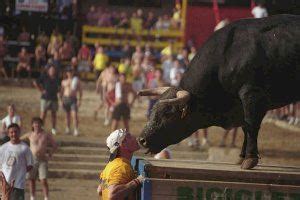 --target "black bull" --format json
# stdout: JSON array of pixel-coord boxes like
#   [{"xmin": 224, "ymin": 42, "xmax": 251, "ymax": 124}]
[{"xmin": 137, "ymin": 14, "xmax": 300, "ymax": 169}]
